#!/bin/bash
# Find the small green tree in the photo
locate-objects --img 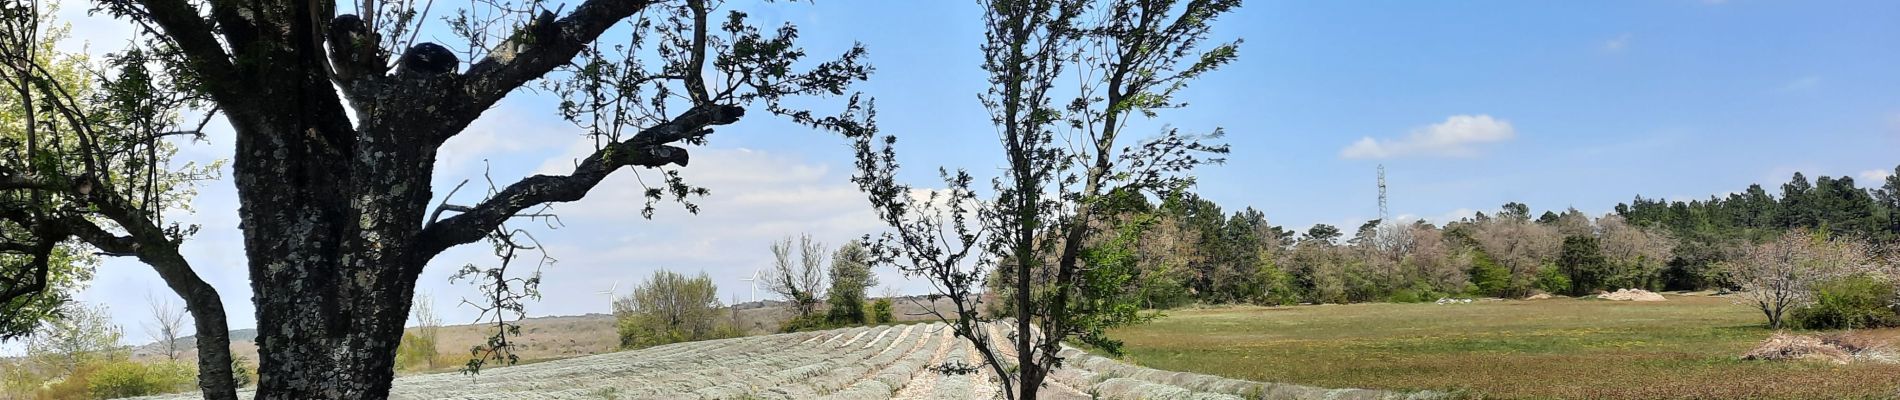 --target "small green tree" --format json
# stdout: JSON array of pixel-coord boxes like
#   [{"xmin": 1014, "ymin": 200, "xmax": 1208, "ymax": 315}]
[
  {"xmin": 1253, "ymin": 252, "xmax": 1300, "ymax": 306},
  {"xmin": 825, "ymin": 240, "xmax": 878, "ymax": 325},
  {"xmin": 614, "ymin": 270, "xmax": 726, "ymax": 349},
  {"xmin": 1466, "ymin": 249, "xmax": 1511, "ymax": 297},
  {"xmin": 1558, "ymin": 235, "xmax": 1609, "ymax": 296},
  {"xmin": 870, "ymin": 298, "xmax": 894, "ymax": 324},
  {"xmin": 842, "ymin": 0, "xmax": 1239, "ymax": 396}
]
